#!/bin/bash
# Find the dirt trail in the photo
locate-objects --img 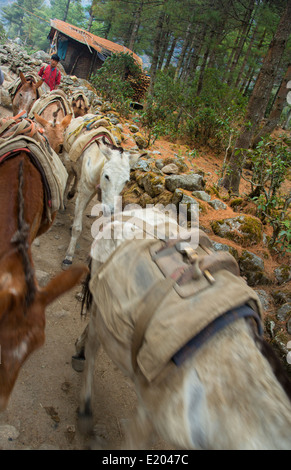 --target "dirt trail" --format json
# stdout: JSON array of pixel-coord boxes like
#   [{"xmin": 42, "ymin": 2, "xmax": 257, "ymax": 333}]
[{"xmin": 0, "ymin": 104, "xmax": 170, "ymax": 450}]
